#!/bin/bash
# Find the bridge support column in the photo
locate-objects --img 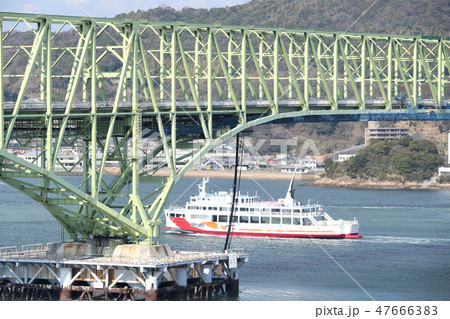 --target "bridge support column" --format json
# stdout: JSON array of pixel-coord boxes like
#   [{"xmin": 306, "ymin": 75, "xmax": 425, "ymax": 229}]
[
  {"xmin": 58, "ymin": 267, "xmax": 72, "ymax": 301},
  {"xmin": 226, "ymin": 278, "xmax": 239, "ymax": 298},
  {"xmin": 172, "ymin": 267, "xmax": 188, "ymax": 287},
  {"xmin": 144, "ymin": 289, "xmax": 157, "ymax": 301},
  {"xmin": 199, "ymin": 264, "xmax": 213, "ymax": 284},
  {"xmin": 225, "ymin": 255, "xmax": 242, "ymax": 298},
  {"xmin": 143, "ymin": 270, "xmax": 163, "ymax": 301}
]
